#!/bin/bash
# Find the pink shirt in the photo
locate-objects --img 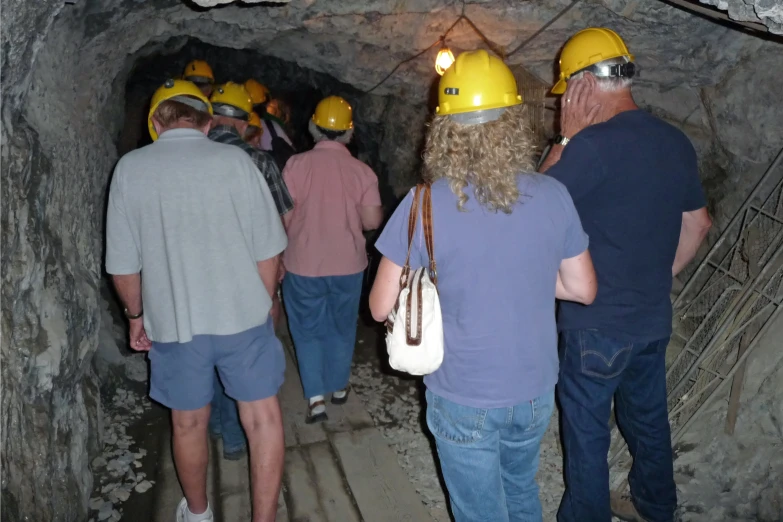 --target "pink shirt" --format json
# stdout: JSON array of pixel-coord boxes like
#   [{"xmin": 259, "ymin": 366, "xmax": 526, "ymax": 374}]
[{"xmin": 283, "ymin": 141, "xmax": 382, "ymax": 277}]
